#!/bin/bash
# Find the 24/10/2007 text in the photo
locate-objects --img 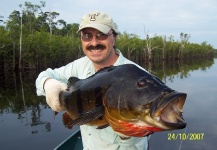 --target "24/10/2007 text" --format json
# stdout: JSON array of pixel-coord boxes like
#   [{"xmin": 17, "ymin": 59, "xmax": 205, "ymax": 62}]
[{"xmin": 168, "ymin": 133, "xmax": 204, "ymax": 140}]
